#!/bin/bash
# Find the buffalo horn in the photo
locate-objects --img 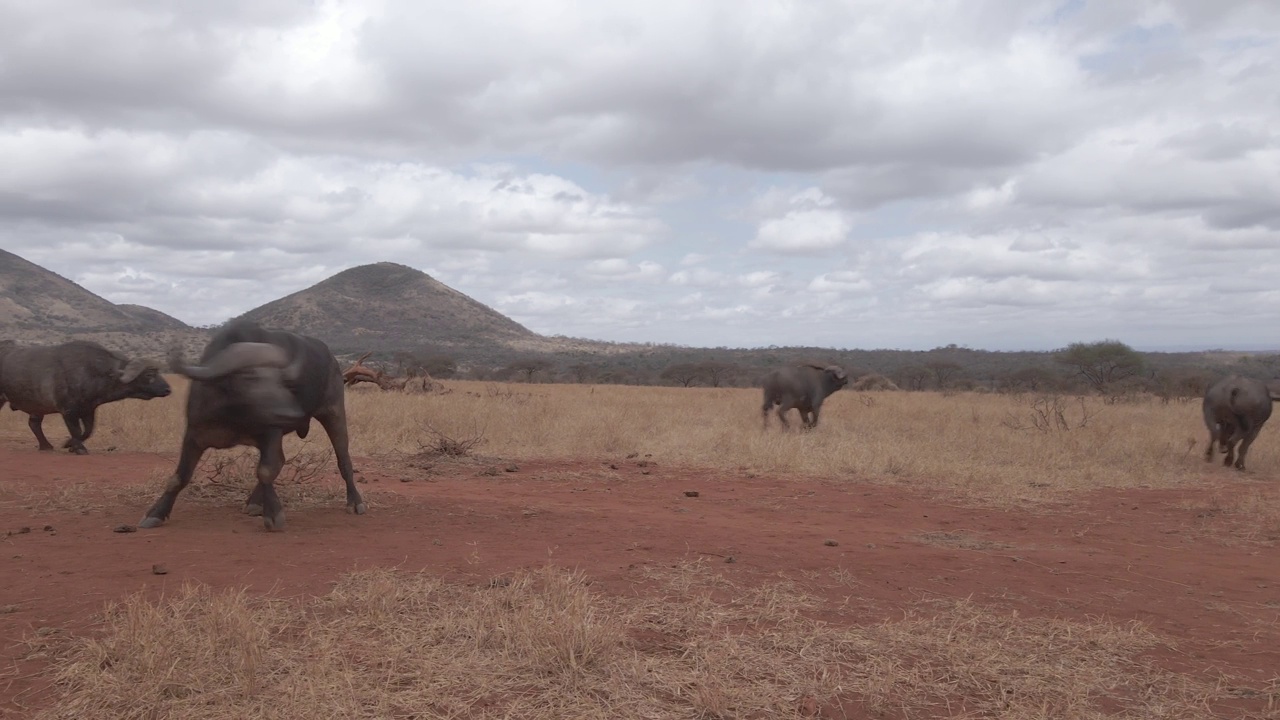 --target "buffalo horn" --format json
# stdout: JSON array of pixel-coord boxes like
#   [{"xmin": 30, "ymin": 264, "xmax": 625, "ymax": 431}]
[{"xmin": 178, "ymin": 342, "xmax": 291, "ymax": 380}]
